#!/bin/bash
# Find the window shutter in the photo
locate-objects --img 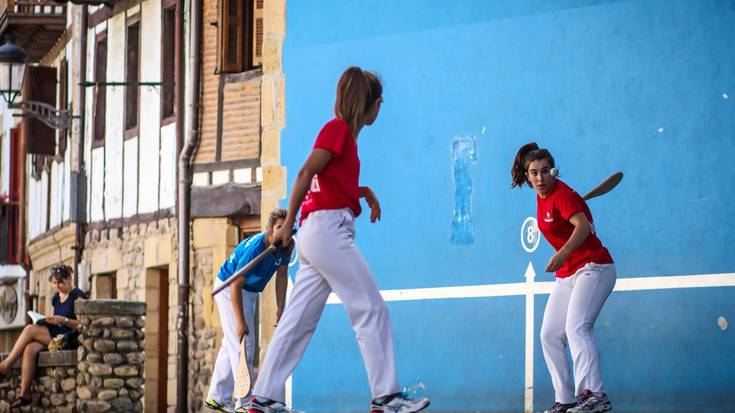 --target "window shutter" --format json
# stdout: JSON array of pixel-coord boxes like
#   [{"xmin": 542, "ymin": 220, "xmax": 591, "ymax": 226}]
[
  {"xmin": 161, "ymin": 7, "xmax": 176, "ymax": 118},
  {"xmin": 9, "ymin": 128, "xmax": 20, "ymax": 202},
  {"xmin": 220, "ymin": 0, "xmax": 244, "ymax": 72},
  {"xmin": 94, "ymin": 37, "xmax": 107, "ymax": 143},
  {"xmin": 7, "ymin": 128, "xmax": 20, "ymax": 264},
  {"xmin": 58, "ymin": 59, "xmax": 68, "ymax": 156},
  {"xmin": 125, "ymin": 22, "xmax": 140, "ymax": 132},
  {"xmin": 252, "ymin": 0, "xmax": 263, "ymax": 67},
  {"xmin": 24, "ymin": 66, "xmax": 57, "ymax": 155}
]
